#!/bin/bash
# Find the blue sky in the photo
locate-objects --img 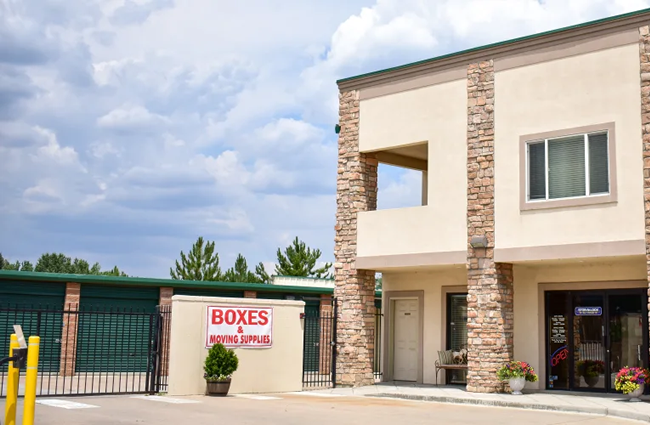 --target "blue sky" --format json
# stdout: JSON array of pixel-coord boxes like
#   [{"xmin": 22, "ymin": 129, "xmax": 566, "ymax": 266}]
[{"xmin": 1, "ymin": 0, "xmax": 648, "ymax": 278}]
